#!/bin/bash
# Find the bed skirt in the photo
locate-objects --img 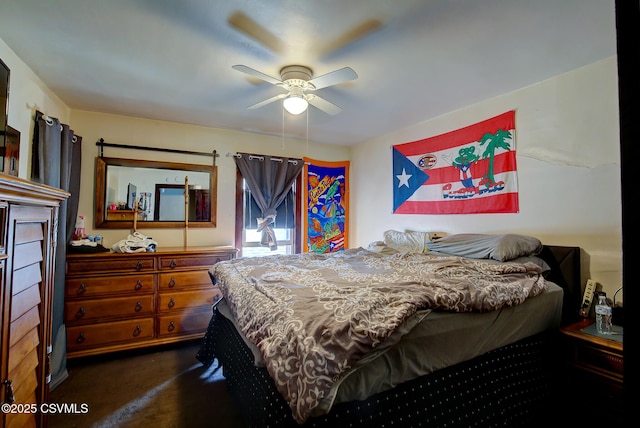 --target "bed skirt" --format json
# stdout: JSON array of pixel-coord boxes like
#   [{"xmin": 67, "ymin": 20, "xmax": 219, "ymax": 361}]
[{"xmin": 196, "ymin": 307, "xmax": 561, "ymax": 428}]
